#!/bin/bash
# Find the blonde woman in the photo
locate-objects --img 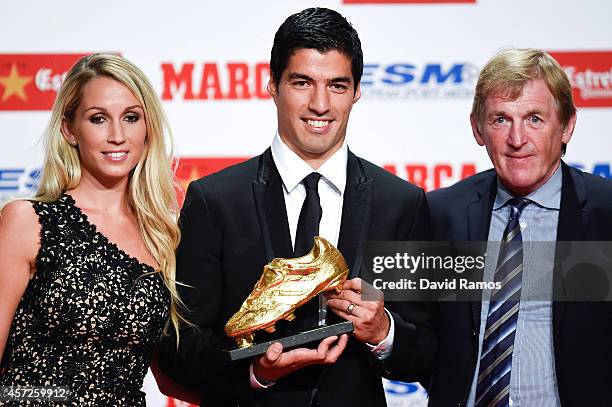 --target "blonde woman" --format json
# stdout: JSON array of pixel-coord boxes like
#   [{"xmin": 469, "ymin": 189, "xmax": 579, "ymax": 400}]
[{"xmin": 0, "ymin": 54, "xmax": 183, "ymax": 406}]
